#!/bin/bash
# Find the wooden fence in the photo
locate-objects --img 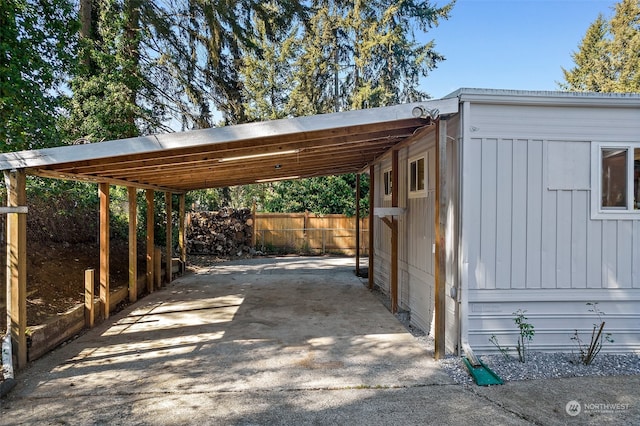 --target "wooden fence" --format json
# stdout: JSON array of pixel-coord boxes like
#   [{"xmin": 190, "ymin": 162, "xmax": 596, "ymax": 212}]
[{"xmin": 254, "ymin": 212, "xmax": 369, "ymax": 255}]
